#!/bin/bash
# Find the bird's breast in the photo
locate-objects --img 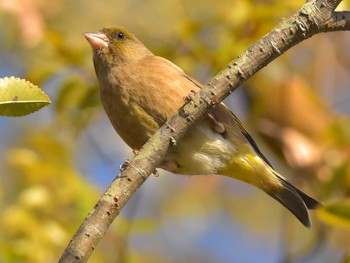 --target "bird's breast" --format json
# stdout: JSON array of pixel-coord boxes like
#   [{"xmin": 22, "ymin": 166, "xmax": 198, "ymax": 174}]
[{"xmin": 100, "ymin": 80, "xmax": 160, "ymax": 150}]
